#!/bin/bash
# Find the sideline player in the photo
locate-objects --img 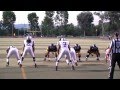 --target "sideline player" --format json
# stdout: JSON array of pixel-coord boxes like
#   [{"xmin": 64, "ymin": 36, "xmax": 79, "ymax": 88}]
[
  {"xmin": 21, "ymin": 35, "xmax": 37, "ymax": 68},
  {"xmin": 6, "ymin": 46, "xmax": 22, "ymax": 68},
  {"xmin": 105, "ymin": 46, "xmax": 111, "ymax": 63},
  {"xmin": 105, "ymin": 46, "xmax": 112, "ymax": 69}
]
